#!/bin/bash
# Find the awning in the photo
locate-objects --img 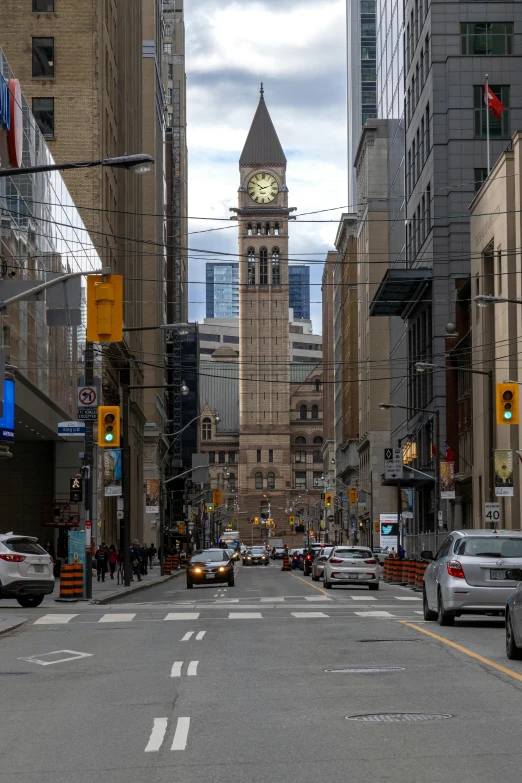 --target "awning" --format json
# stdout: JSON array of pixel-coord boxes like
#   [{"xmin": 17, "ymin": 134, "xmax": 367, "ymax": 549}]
[
  {"xmin": 380, "ymin": 466, "xmax": 435, "ymax": 488},
  {"xmin": 370, "ymin": 268, "xmax": 432, "ymax": 317}
]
